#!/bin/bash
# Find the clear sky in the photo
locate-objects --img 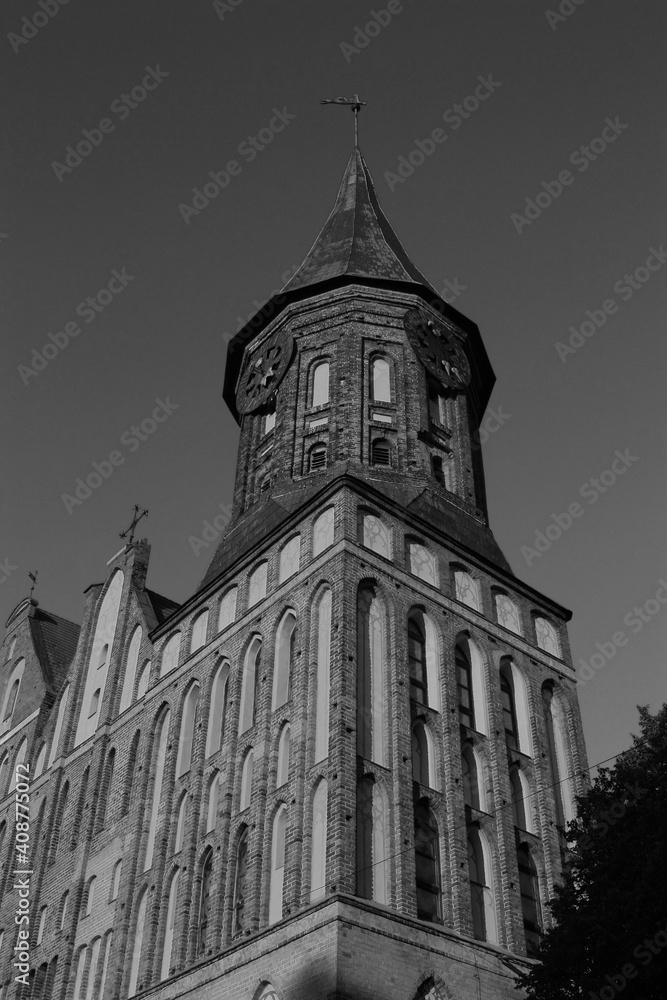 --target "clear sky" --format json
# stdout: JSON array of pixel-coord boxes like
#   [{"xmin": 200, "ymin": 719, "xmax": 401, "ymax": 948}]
[{"xmin": 3, "ymin": 0, "xmax": 666, "ymax": 773}]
